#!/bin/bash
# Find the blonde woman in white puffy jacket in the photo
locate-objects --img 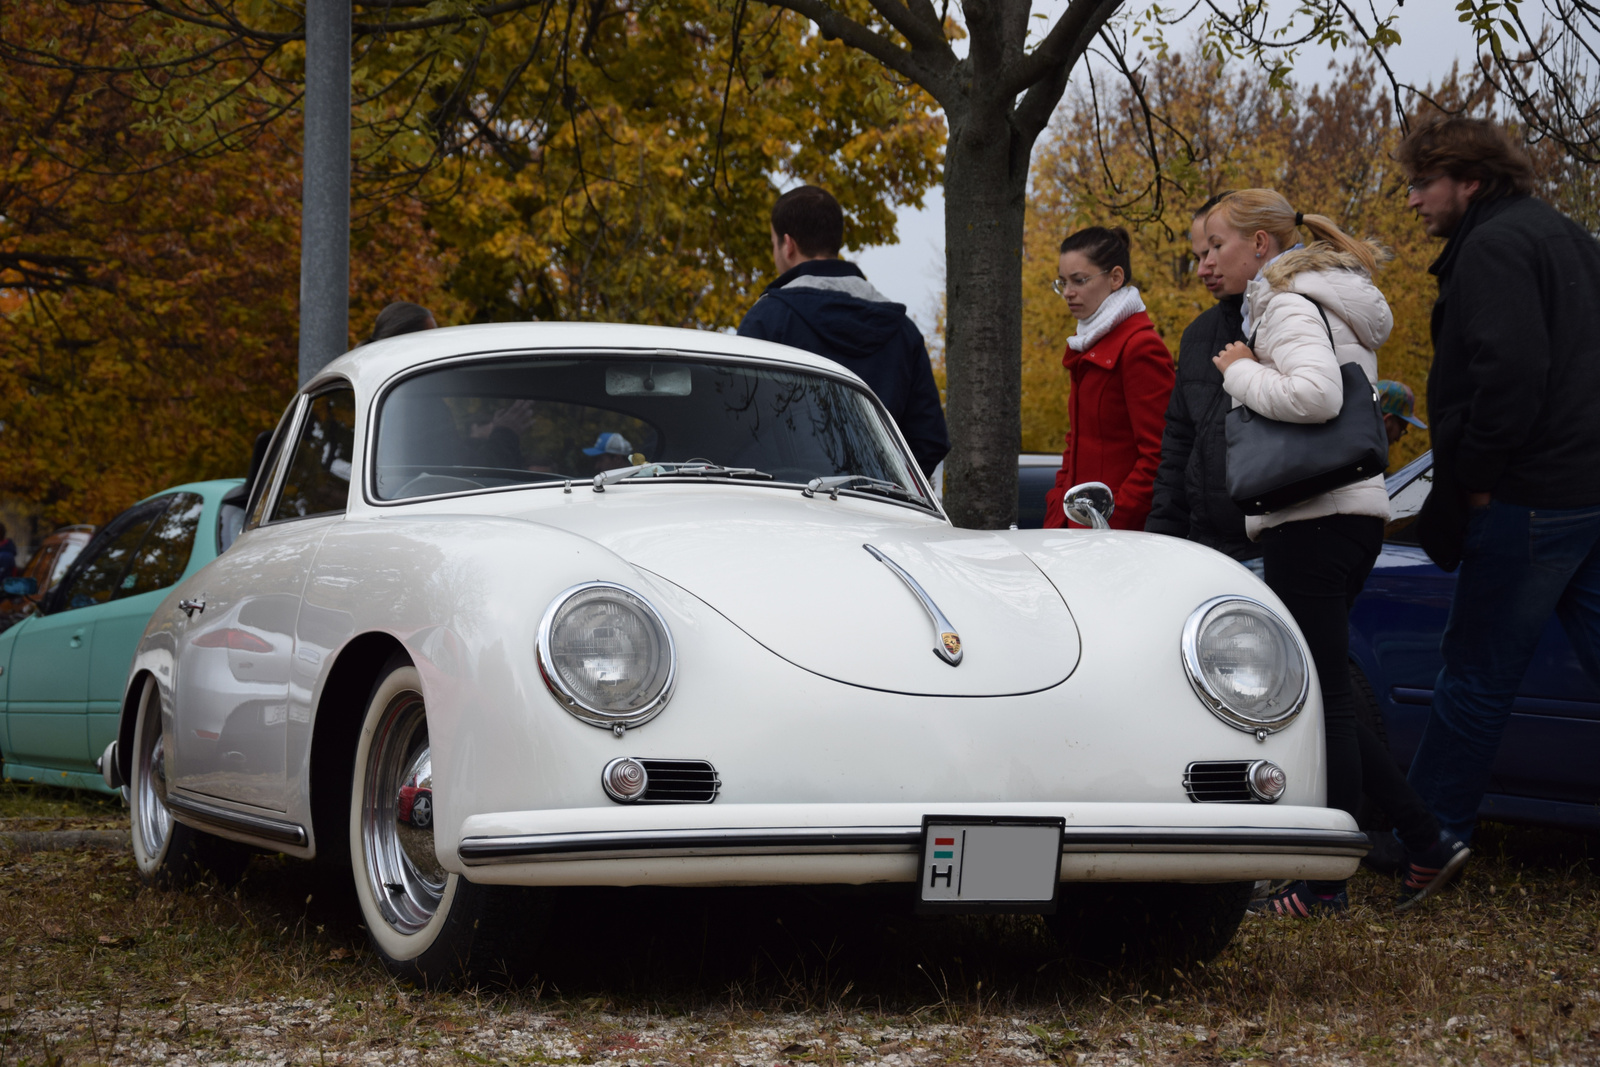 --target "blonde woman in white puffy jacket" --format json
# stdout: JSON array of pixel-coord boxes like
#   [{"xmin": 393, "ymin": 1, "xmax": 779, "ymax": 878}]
[{"xmin": 1204, "ymin": 190, "xmax": 1469, "ymax": 918}]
